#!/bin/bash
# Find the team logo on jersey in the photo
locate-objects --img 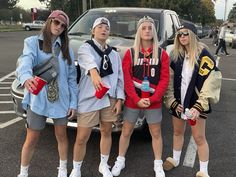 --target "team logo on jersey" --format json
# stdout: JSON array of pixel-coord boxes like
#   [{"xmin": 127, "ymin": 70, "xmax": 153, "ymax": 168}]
[{"xmin": 199, "ymin": 56, "xmax": 214, "ymax": 76}]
